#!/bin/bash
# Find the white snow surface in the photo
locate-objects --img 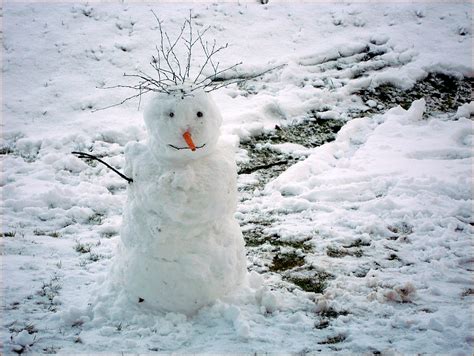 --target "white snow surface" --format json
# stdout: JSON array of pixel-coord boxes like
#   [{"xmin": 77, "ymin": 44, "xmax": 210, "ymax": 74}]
[{"xmin": 2, "ymin": 2, "xmax": 473, "ymax": 355}]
